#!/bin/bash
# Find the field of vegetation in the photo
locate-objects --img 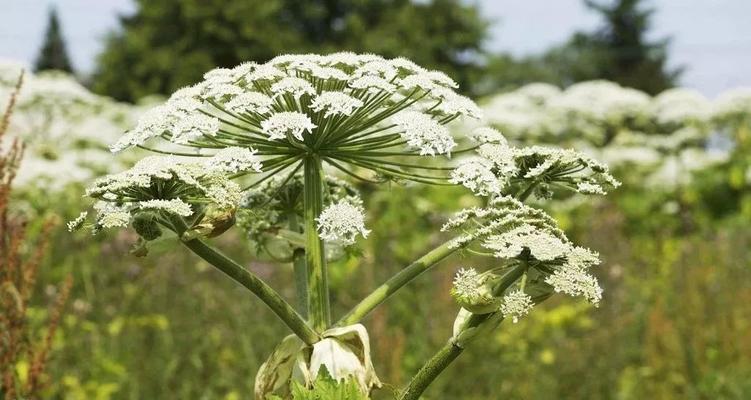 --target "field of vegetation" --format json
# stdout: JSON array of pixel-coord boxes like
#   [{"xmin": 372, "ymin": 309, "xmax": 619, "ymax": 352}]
[{"xmin": 1, "ymin": 1, "xmax": 750, "ymax": 399}]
